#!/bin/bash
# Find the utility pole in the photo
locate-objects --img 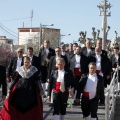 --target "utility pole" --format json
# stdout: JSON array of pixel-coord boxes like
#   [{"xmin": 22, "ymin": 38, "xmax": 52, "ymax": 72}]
[
  {"xmin": 97, "ymin": 0, "xmax": 112, "ymax": 50},
  {"xmin": 39, "ymin": 23, "xmax": 42, "ymax": 50},
  {"xmin": 31, "ymin": 9, "xmax": 33, "ymax": 28}
]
